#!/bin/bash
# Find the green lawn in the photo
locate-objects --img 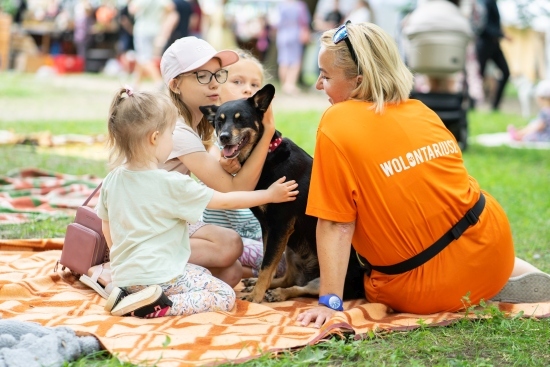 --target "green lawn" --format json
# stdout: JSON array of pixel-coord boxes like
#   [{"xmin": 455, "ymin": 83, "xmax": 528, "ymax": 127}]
[{"xmin": 1, "ymin": 73, "xmax": 549, "ymax": 366}]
